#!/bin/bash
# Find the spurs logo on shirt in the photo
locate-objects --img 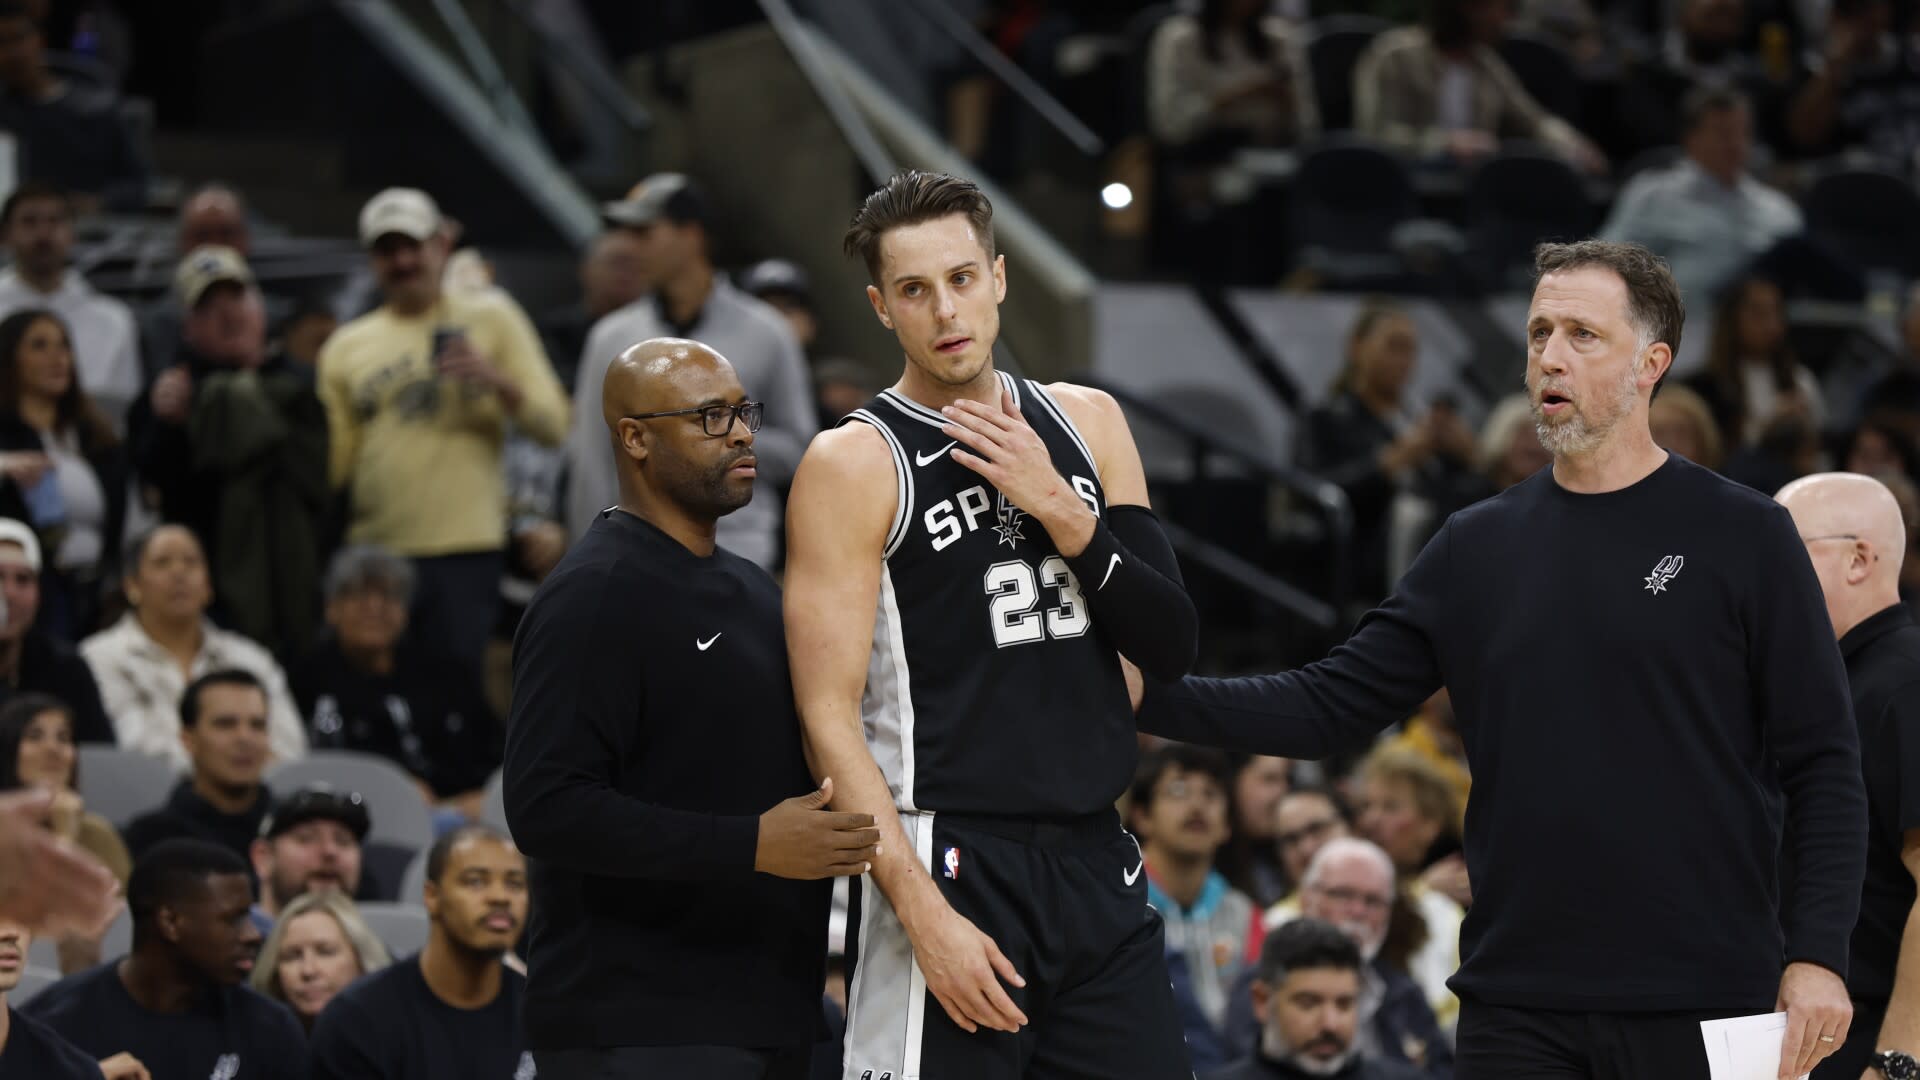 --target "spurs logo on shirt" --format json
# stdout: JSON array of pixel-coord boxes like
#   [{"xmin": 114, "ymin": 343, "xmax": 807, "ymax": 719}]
[
  {"xmin": 1644, "ymin": 554, "xmax": 1685, "ymax": 594},
  {"xmin": 209, "ymin": 1054, "xmax": 239, "ymax": 1080}
]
